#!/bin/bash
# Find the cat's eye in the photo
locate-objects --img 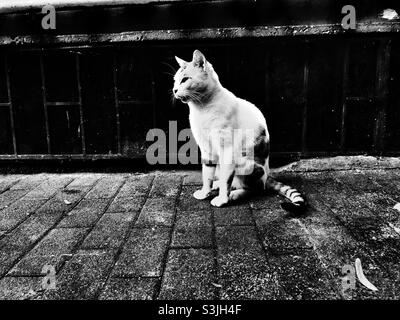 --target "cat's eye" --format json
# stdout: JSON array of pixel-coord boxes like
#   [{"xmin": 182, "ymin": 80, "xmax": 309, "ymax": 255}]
[{"xmin": 180, "ymin": 77, "xmax": 190, "ymax": 84}]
